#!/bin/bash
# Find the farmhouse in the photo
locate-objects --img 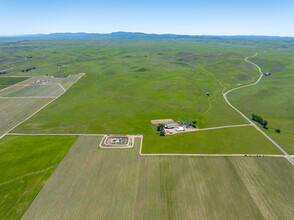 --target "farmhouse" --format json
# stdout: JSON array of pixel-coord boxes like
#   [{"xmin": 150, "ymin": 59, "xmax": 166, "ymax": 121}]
[{"xmin": 165, "ymin": 124, "xmax": 175, "ymax": 129}]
